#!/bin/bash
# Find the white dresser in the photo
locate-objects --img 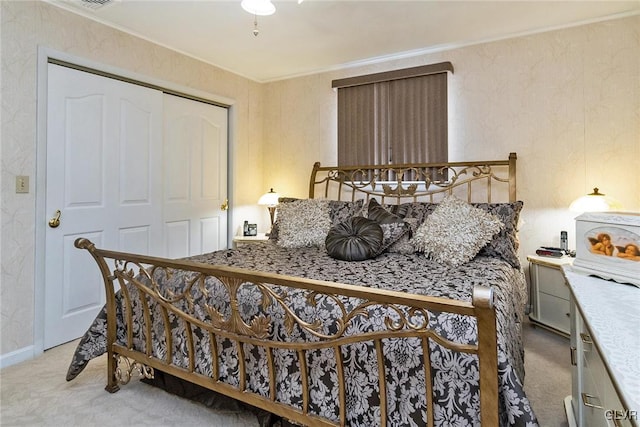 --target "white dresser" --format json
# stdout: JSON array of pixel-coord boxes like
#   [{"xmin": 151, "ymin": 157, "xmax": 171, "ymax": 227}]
[{"xmin": 562, "ymin": 267, "xmax": 640, "ymax": 427}]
